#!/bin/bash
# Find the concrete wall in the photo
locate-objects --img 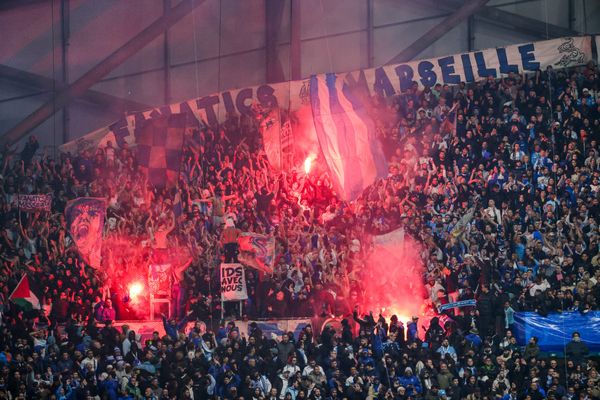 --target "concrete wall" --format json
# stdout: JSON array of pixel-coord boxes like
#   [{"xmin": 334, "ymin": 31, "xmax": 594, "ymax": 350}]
[{"xmin": 0, "ymin": 0, "xmax": 597, "ymax": 150}]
